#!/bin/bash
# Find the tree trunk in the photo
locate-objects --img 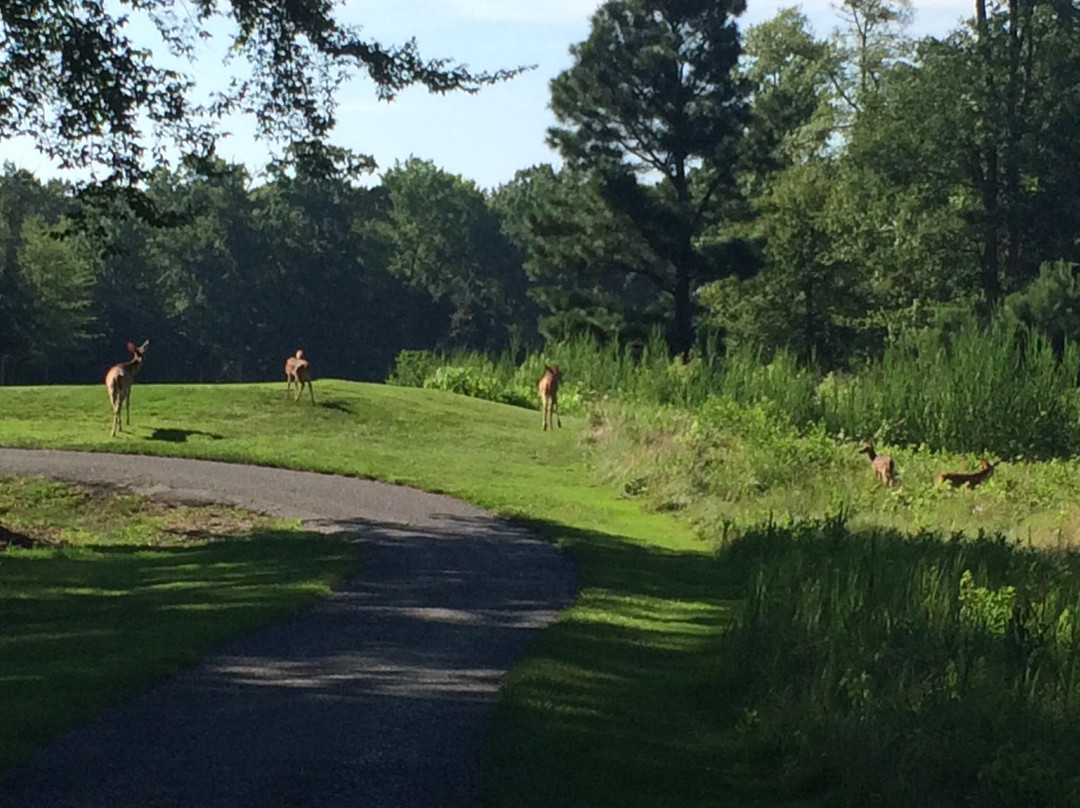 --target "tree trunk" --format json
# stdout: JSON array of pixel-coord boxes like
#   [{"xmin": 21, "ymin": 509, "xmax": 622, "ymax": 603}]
[
  {"xmin": 1003, "ymin": 0, "xmax": 1028, "ymax": 290},
  {"xmin": 975, "ymin": 0, "xmax": 1002, "ymax": 304},
  {"xmin": 672, "ymin": 266, "xmax": 693, "ymax": 361}
]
